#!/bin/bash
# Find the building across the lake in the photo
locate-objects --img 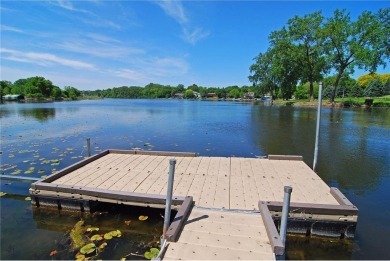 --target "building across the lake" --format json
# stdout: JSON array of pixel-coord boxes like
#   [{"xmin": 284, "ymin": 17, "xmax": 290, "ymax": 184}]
[{"xmin": 2, "ymin": 94, "xmax": 25, "ymax": 101}]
